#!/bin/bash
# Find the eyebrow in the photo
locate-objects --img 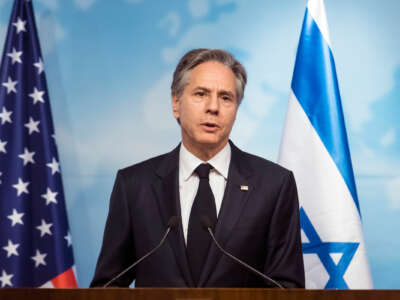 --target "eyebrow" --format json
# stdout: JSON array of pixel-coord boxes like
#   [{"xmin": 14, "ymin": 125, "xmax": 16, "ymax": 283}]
[
  {"xmin": 219, "ymin": 90, "xmax": 235, "ymax": 98},
  {"xmin": 194, "ymin": 86, "xmax": 235, "ymax": 98}
]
